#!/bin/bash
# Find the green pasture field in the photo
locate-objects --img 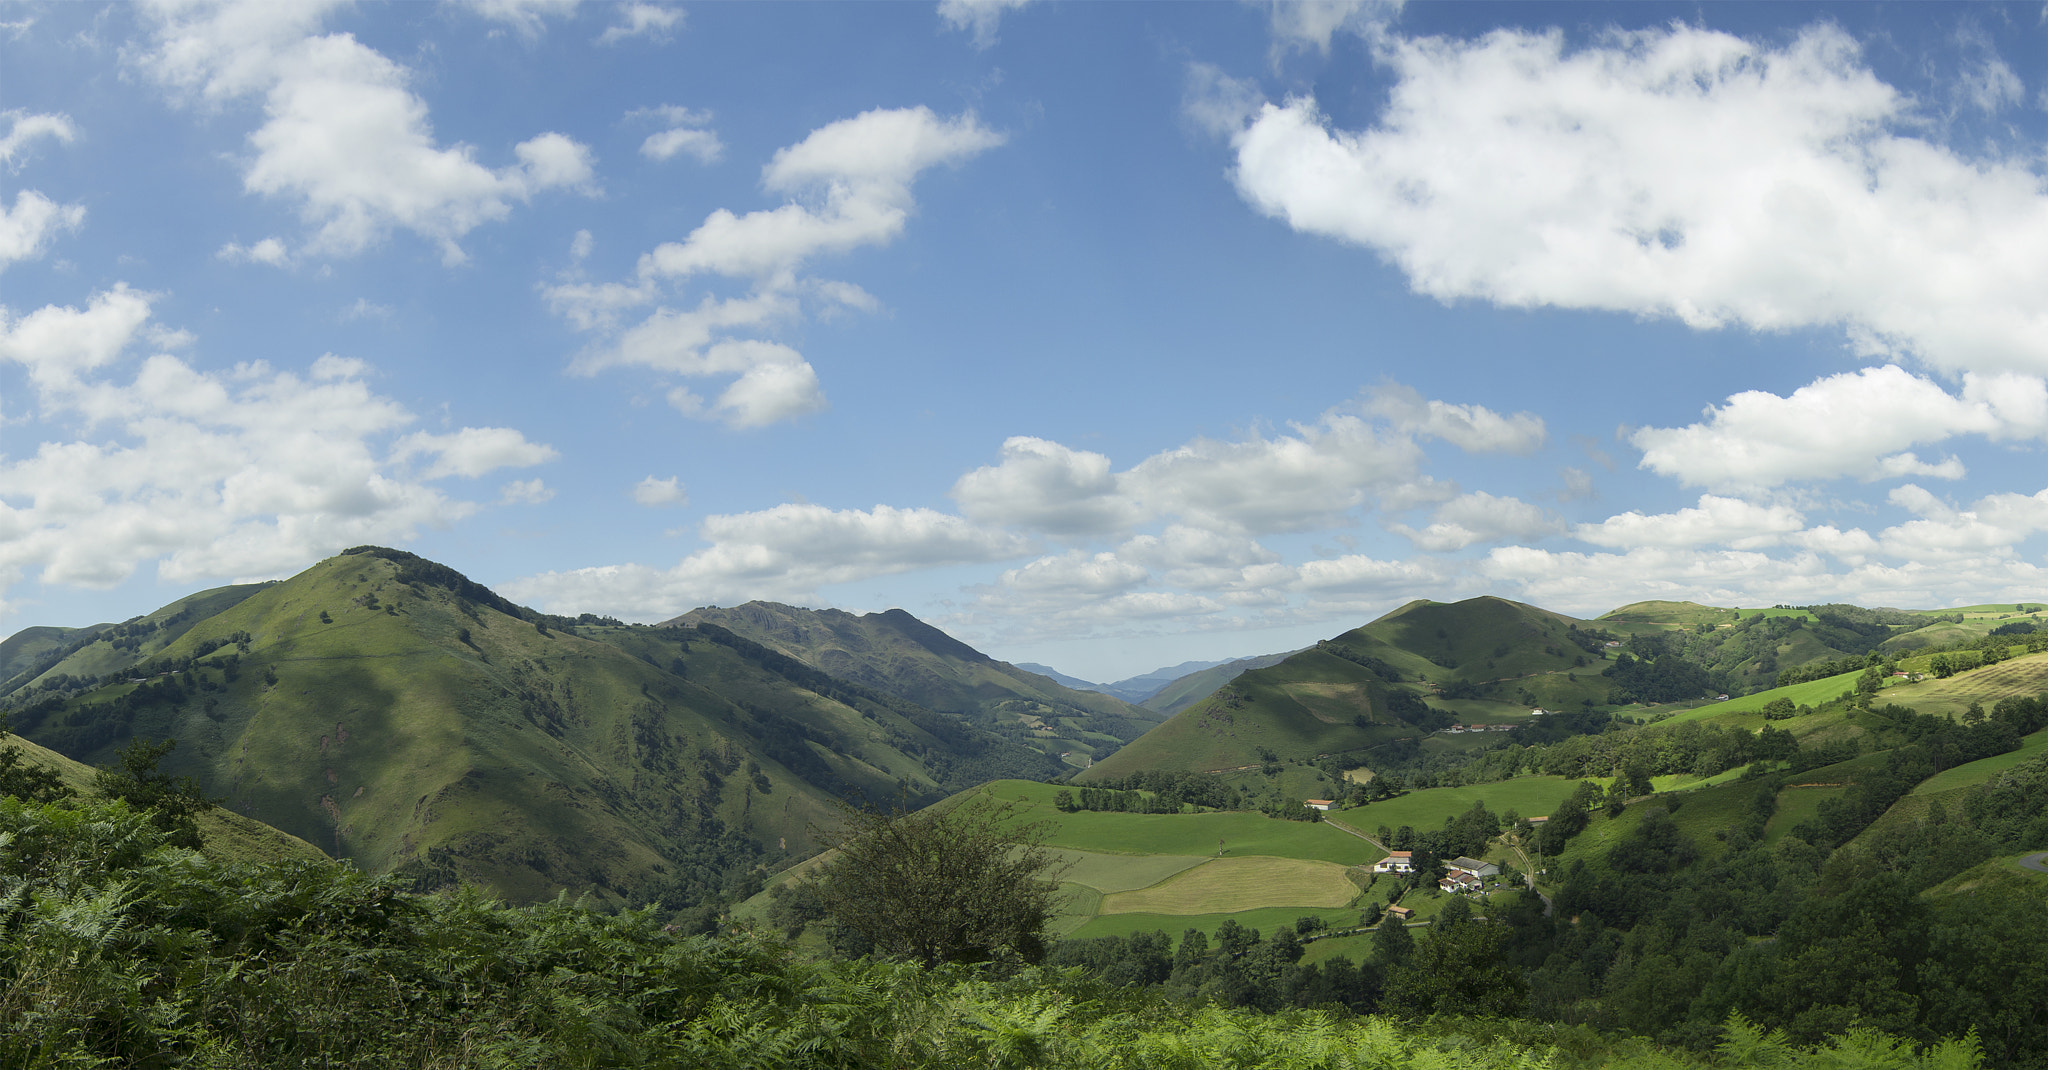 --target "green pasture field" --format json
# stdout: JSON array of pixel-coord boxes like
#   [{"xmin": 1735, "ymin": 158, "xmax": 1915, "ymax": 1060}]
[
  {"xmin": 1326, "ymin": 776, "xmax": 1587, "ymax": 835},
  {"xmin": 1218, "ymin": 765, "xmax": 1352, "ymax": 805},
  {"xmin": 1850, "ymin": 786, "xmax": 1976, "ymax": 848},
  {"xmin": 1551, "ymin": 777, "xmax": 1764, "ymax": 871},
  {"xmin": 1654, "ymin": 671, "xmax": 1863, "ymax": 726},
  {"xmin": 1065, "ymin": 904, "xmax": 1364, "ymax": 945},
  {"xmin": 1913, "ymin": 727, "xmax": 2048, "ymax": 794},
  {"xmin": 1050, "ymin": 885, "xmax": 1106, "ymax": 936},
  {"xmin": 1924, "ymin": 851, "xmax": 2048, "ymax": 898},
  {"xmin": 1428, "ymin": 699, "xmax": 1537, "ymax": 722},
  {"xmin": 1420, "ymin": 733, "xmax": 1518, "ymax": 756},
  {"xmin": 1050, "ymin": 849, "xmax": 1210, "ymax": 893},
  {"xmin": 1764, "ymin": 784, "xmax": 1846, "ymax": 844},
  {"xmin": 1736, "ymin": 608, "xmax": 1818, "ymax": 621},
  {"xmin": 1600, "ymin": 600, "xmax": 1734, "ymax": 626},
  {"xmin": 1300, "ymin": 932, "xmax": 1377, "ymax": 967},
  {"xmin": 1649, "ymin": 766, "xmax": 1752, "ymax": 793},
  {"xmin": 1936, "ymin": 604, "xmax": 2047, "ymax": 617},
  {"xmin": 979, "ymin": 781, "xmax": 1372, "ymax": 864},
  {"xmin": 1878, "ymin": 652, "xmax": 2048, "ymax": 719},
  {"xmin": 1099, "ymin": 856, "xmax": 1358, "ymax": 916}
]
